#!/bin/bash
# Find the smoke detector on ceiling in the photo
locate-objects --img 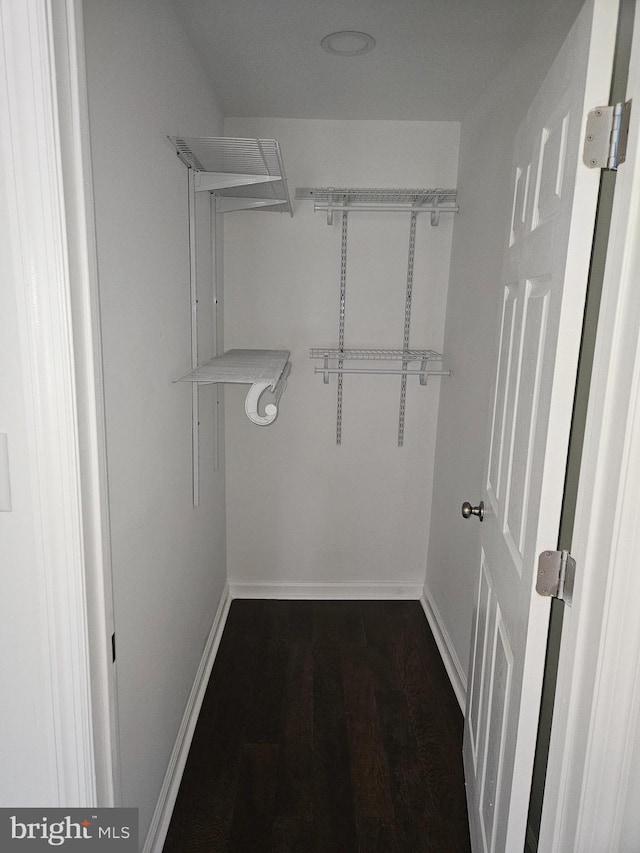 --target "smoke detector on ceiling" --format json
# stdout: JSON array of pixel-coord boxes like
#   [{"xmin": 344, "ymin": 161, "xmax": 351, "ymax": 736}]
[{"xmin": 320, "ymin": 31, "xmax": 376, "ymax": 56}]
